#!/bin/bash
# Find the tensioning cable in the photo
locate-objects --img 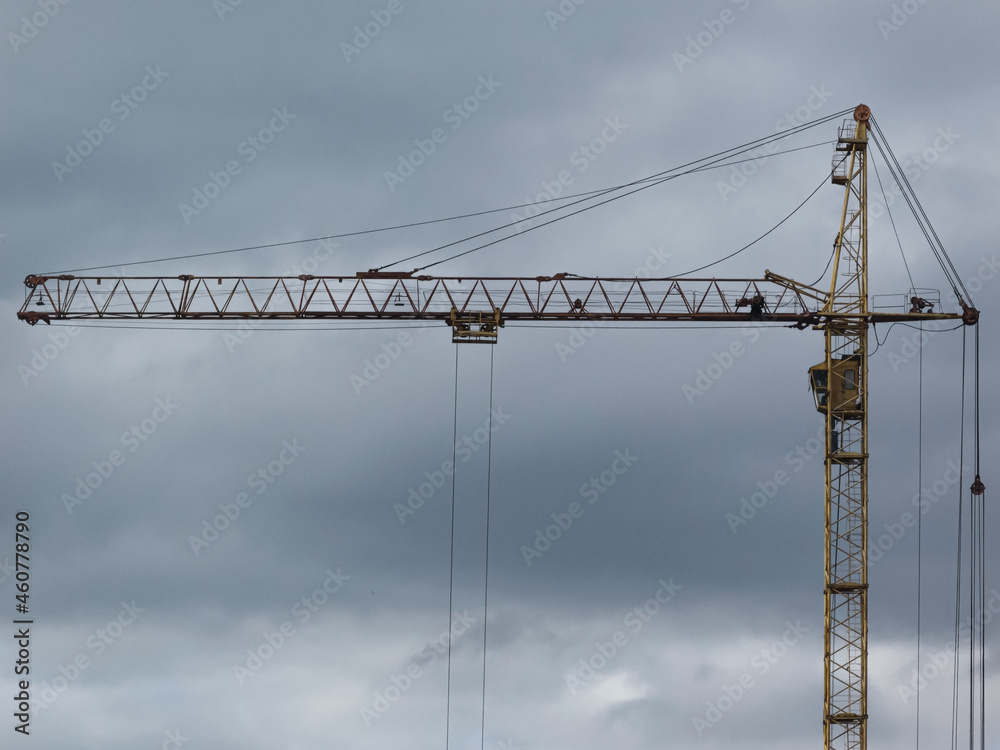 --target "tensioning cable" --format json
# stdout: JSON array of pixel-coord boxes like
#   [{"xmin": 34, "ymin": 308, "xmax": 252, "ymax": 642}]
[
  {"xmin": 44, "ymin": 113, "xmax": 847, "ymax": 277},
  {"xmin": 404, "ymin": 111, "xmax": 852, "ymax": 273},
  {"xmin": 871, "ymin": 154, "xmax": 916, "ymax": 291},
  {"xmin": 869, "ymin": 118, "xmax": 974, "ymax": 309}
]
